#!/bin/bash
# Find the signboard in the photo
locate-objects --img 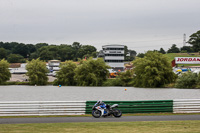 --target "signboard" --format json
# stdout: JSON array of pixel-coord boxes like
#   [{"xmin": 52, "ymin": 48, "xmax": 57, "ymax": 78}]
[{"xmin": 175, "ymin": 57, "xmax": 200, "ymax": 64}]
